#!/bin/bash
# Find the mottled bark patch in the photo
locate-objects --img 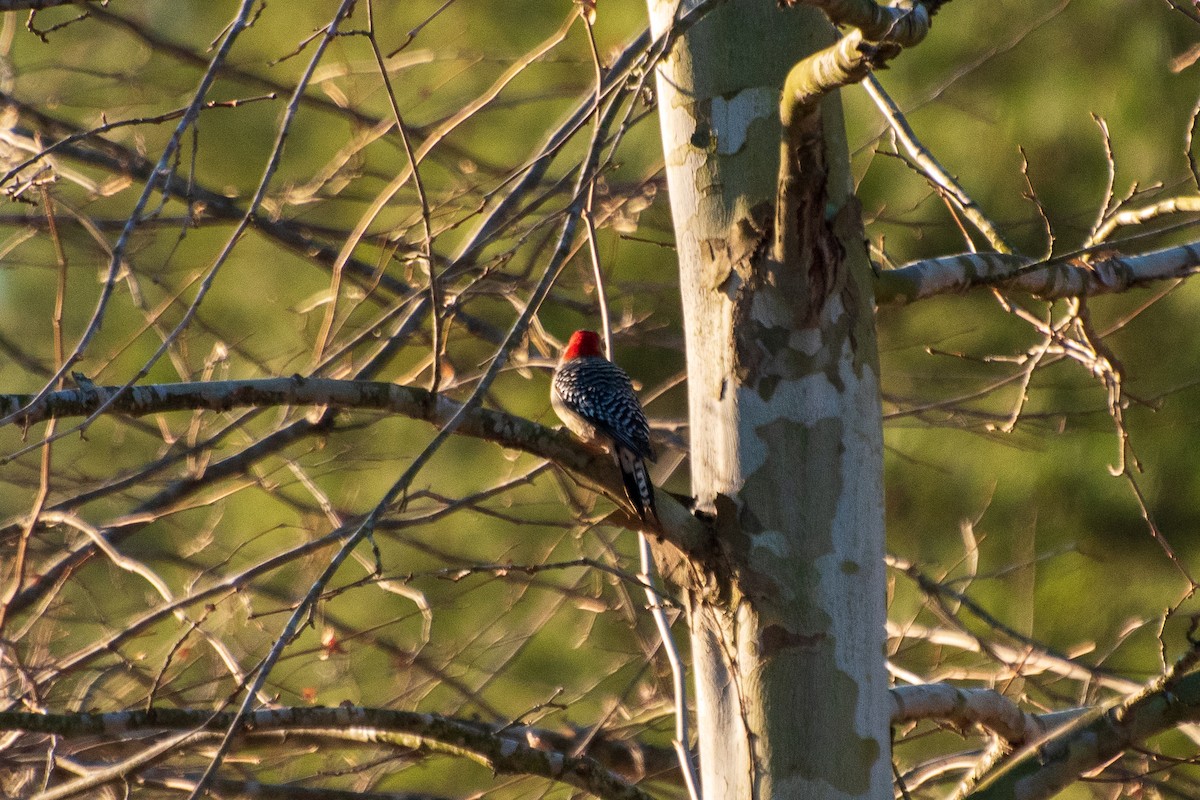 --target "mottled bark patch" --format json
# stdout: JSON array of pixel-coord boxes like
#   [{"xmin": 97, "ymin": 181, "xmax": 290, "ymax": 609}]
[
  {"xmin": 763, "ymin": 644, "xmax": 880, "ymax": 793},
  {"xmin": 700, "ymin": 201, "xmax": 779, "ymax": 393},
  {"xmin": 762, "ymin": 623, "xmax": 825, "ymax": 652},
  {"xmin": 741, "ymin": 416, "xmax": 844, "ymax": 559}
]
